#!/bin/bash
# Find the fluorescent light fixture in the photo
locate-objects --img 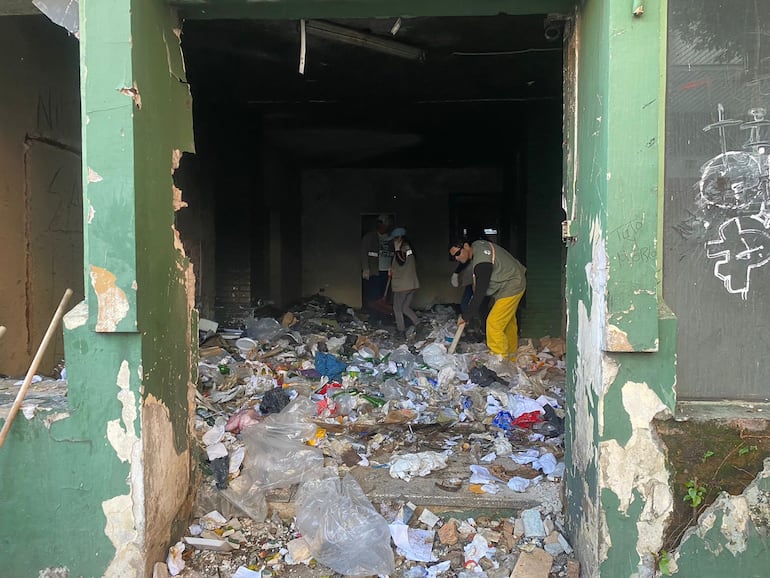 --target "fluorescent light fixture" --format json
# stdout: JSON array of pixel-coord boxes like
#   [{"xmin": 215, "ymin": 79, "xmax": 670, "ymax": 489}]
[
  {"xmin": 304, "ymin": 19, "xmax": 425, "ymax": 61},
  {"xmin": 484, "ymin": 228, "xmax": 498, "ymax": 235}
]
